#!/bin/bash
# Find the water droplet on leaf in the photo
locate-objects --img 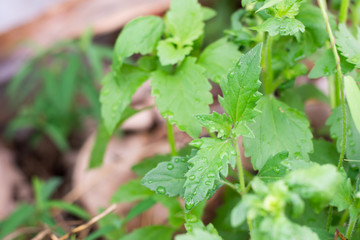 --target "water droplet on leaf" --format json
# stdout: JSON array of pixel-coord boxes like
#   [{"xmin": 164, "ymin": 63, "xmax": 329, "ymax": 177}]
[
  {"xmin": 190, "ymin": 139, "xmax": 203, "ymax": 148},
  {"xmin": 167, "ymin": 163, "xmax": 174, "ymax": 170},
  {"xmin": 185, "ymin": 198, "xmax": 195, "ymax": 210},
  {"xmin": 156, "ymin": 186, "xmax": 166, "ymax": 195}
]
